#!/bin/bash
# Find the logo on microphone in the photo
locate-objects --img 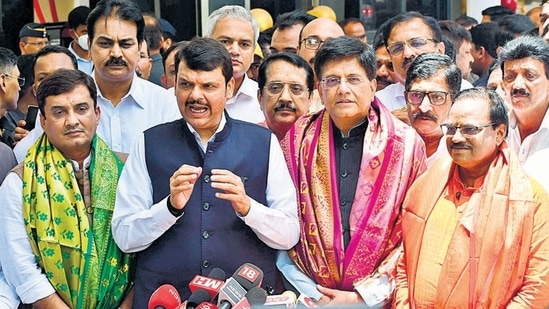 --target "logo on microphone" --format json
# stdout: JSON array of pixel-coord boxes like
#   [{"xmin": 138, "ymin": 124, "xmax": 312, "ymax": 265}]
[
  {"xmin": 237, "ymin": 265, "xmax": 260, "ymax": 283},
  {"xmin": 191, "ymin": 276, "xmax": 224, "ymax": 290}
]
